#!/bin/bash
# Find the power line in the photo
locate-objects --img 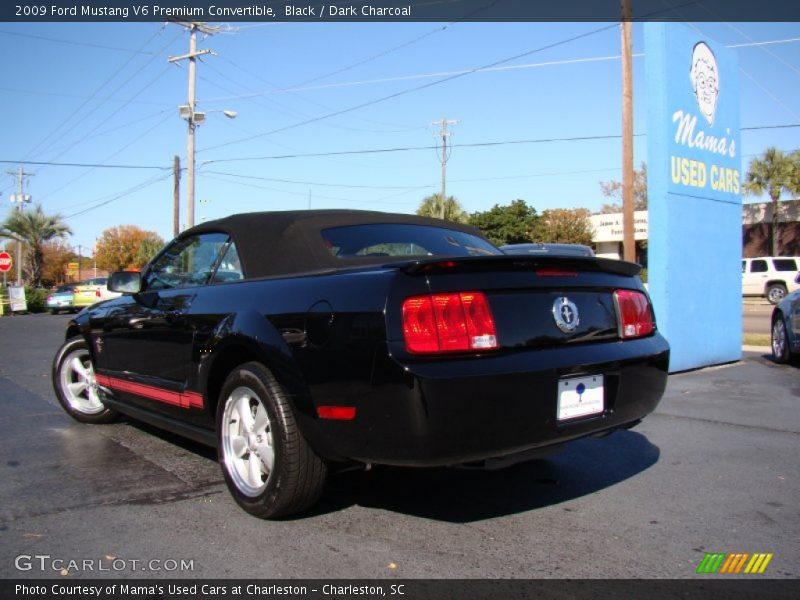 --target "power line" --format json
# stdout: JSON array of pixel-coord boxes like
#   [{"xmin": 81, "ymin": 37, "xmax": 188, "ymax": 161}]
[
  {"xmin": 0, "ymin": 28, "xmax": 157, "ymax": 54},
  {"xmin": 62, "ymin": 172, "xmax": 173, "ymax": 219},
  {"xmin": 199, "ymin": 172, "xmax": 428, "ymax": 206},
  {"xmin": 205, "ymin": 133, "xmax": 641, "ymax": 163},
  {"xmin": 2, "ymin": 123, "xmax": 796, "ymax": 172},
  {"xmin": 0, "ymin": 159, "xmax": 168, "ymax": 170},
  {"xmin": 0, "ymin": 85, "xmax": 169, "ymax": 106},
  {"xmin": 44, "ymin": 108, "xmax": 173, "ymax": 155},
  {"xmin": 40, "ymin": 113, "xmax": 174, "ymax": 204},
  {"xmin": 38, "ymin": 34, "xmax": 180, "ymax": 164},
  {"xmin": 196, "ymin": 2, "xmax": 710, "ymax": 153},
  {"xmin": 282, "ymin": 0, "xmax": 501, "ymax": 91},
  {"xmin": 199, "ymin": 23, "xmax": 620, "ymax": 153},
  {"xmin": 202, "ymin": 37, "xmax": 800, "ymax": 103},
  {"xmin": 200, "ymin": 169, "xmax": 433, "ymax": 190},
  {"xmin": 19, "ymin": 25, "xmax": 169, "ymax": 163},
  {"xmin": 211, "ymin": 38, "xmax": 429, "ymax": 131}
]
